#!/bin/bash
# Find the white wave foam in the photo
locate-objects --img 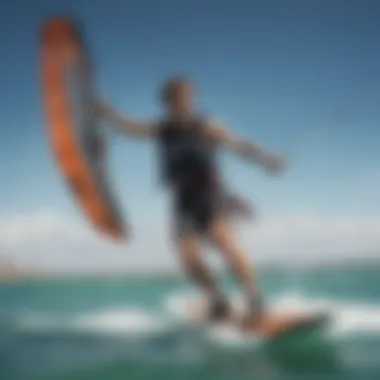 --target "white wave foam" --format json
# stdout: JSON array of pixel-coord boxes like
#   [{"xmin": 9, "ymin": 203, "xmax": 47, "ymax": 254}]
[
  {"xmin": 16, "ymin": 307, "xmax": 172, "ymax": 337},
  {"xmin": 206, "ymin": 324, "xmax": 263, "ymax": 349},
  {"xmin": 71, "ymin": 308, "xmax": 167, "ymax": 335}
]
